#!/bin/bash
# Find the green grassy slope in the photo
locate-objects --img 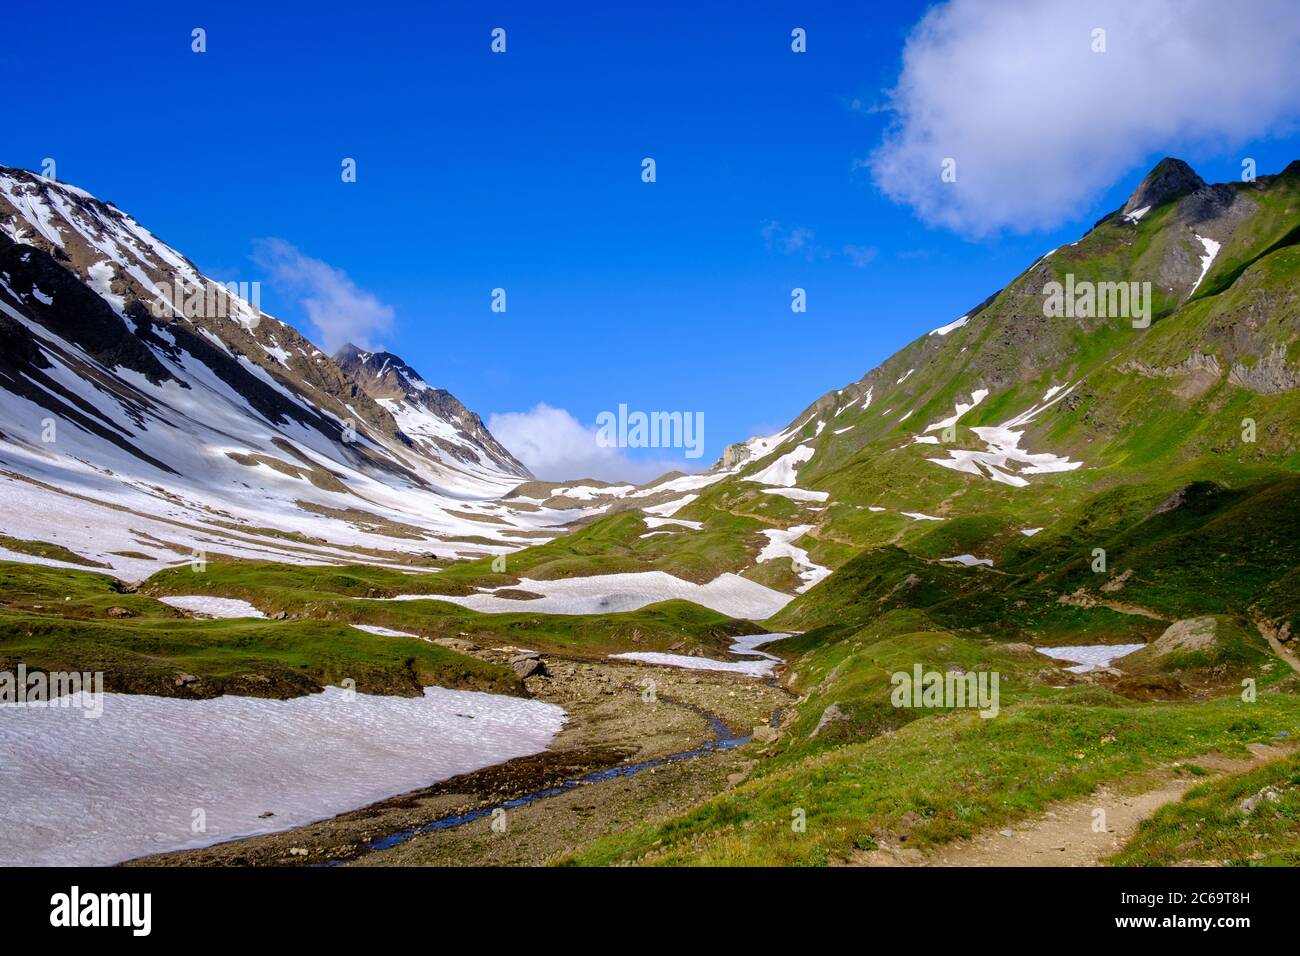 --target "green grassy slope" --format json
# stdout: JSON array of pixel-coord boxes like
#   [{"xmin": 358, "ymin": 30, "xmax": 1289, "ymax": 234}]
[
  {"xmin": 0, "ymin": 562, "xmax": 522, "ymax": 698},
  {"xmin": 1110, "ymin": 750, "xmax": 1300, "ymax": 866}
]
